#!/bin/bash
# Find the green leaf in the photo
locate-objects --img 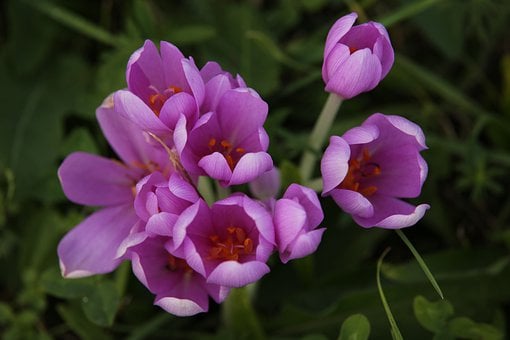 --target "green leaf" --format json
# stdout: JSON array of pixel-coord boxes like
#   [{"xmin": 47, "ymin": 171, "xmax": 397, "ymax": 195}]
[
  {"xmin": 413, "ymin": 295, "xmax": 454, "ymax": 333},
  {"xmin": 59, "ymin": 128, "xmax": 99, "ymax": 156},
  {"xmin": 40, "ymin": 267, "xmax": 94, "ymax": 299},
  {"xmin": 57, "ymin": 304, "xmax": 112, "ymax": 340},
  {"xmin": 81, "ymin": 280, "xmax": 120, "ymax": 327},
  {"xmin": 448, "ymin": 317, "xmax": 503, "ymax": 340},
  {"xmin": 338, "ymin": 314, "xmax": 371, "ymax": 340}
]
